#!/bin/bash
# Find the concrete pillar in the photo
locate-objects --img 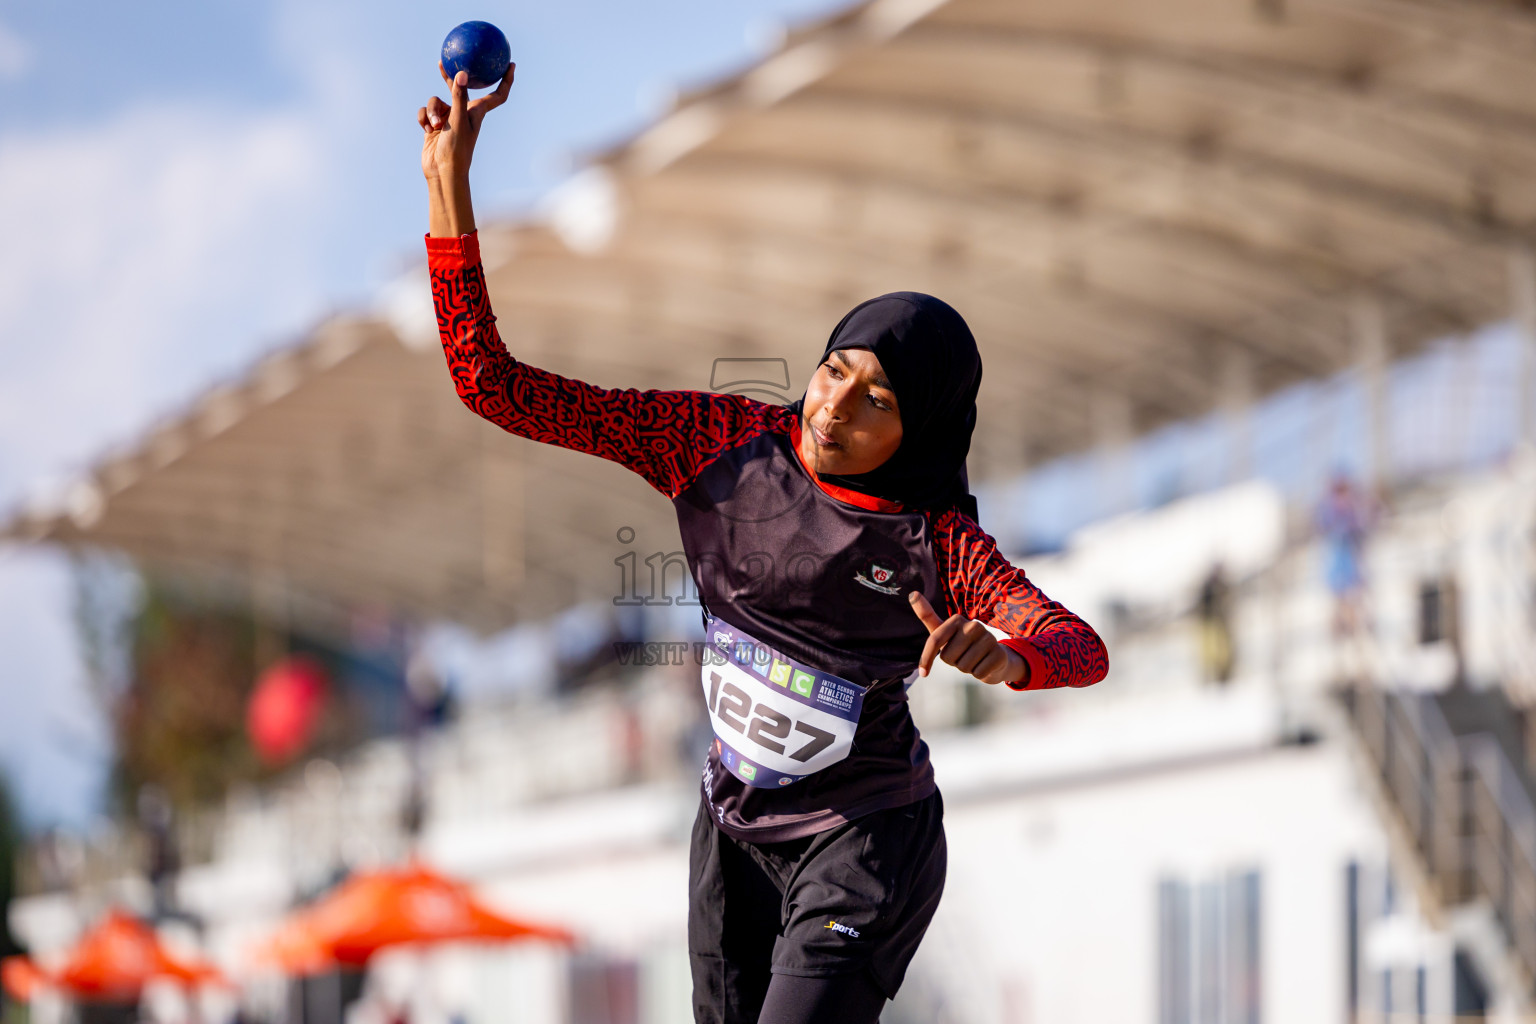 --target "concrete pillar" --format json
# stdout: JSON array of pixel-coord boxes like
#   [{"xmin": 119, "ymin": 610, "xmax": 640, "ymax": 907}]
[
  {"xmin": 1510, "ymin": 245, "xmax": 1536, "ymax": 448},
  {"xmin": 1220, "ymin": 346, "xmax": 1256, "ymax": 484},
  {"xmin": 1351, "ymin": 293, "xmax": 1391, "ymax": 489}
]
